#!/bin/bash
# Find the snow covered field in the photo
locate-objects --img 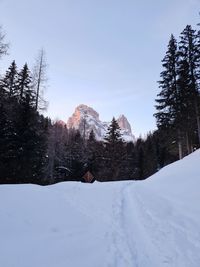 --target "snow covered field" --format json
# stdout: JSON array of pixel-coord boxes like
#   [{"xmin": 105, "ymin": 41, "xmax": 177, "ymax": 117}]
[{"xmin": 0, "ymin": 150, "xmax": 200, "ymax": 267}]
